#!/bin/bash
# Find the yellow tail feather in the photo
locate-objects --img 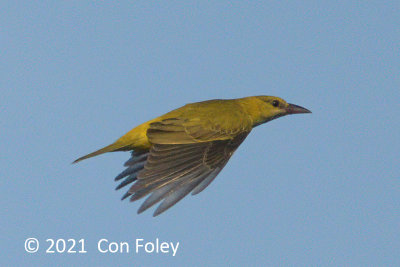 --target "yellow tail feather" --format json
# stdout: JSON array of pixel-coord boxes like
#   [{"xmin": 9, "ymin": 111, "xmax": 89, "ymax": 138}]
[{"xmin": 73, "ymin": 143, "xmax": 124, "ymax": 164}]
